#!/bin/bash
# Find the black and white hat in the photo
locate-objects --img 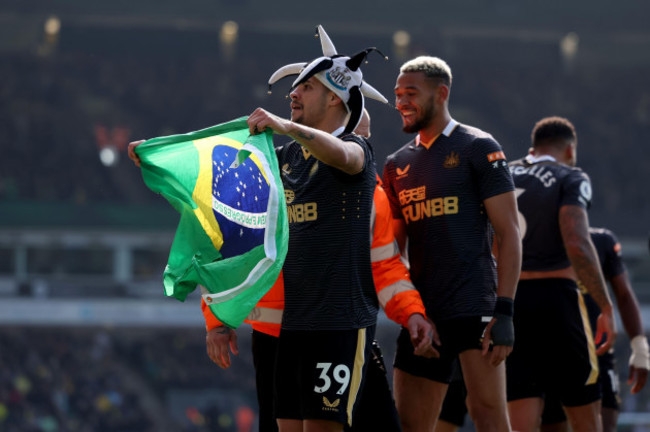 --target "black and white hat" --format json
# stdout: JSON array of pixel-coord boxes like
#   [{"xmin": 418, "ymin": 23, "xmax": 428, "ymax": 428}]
[{"xmin": 268, "ymin": 25, "xmax": 389, "ymax": 134}]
